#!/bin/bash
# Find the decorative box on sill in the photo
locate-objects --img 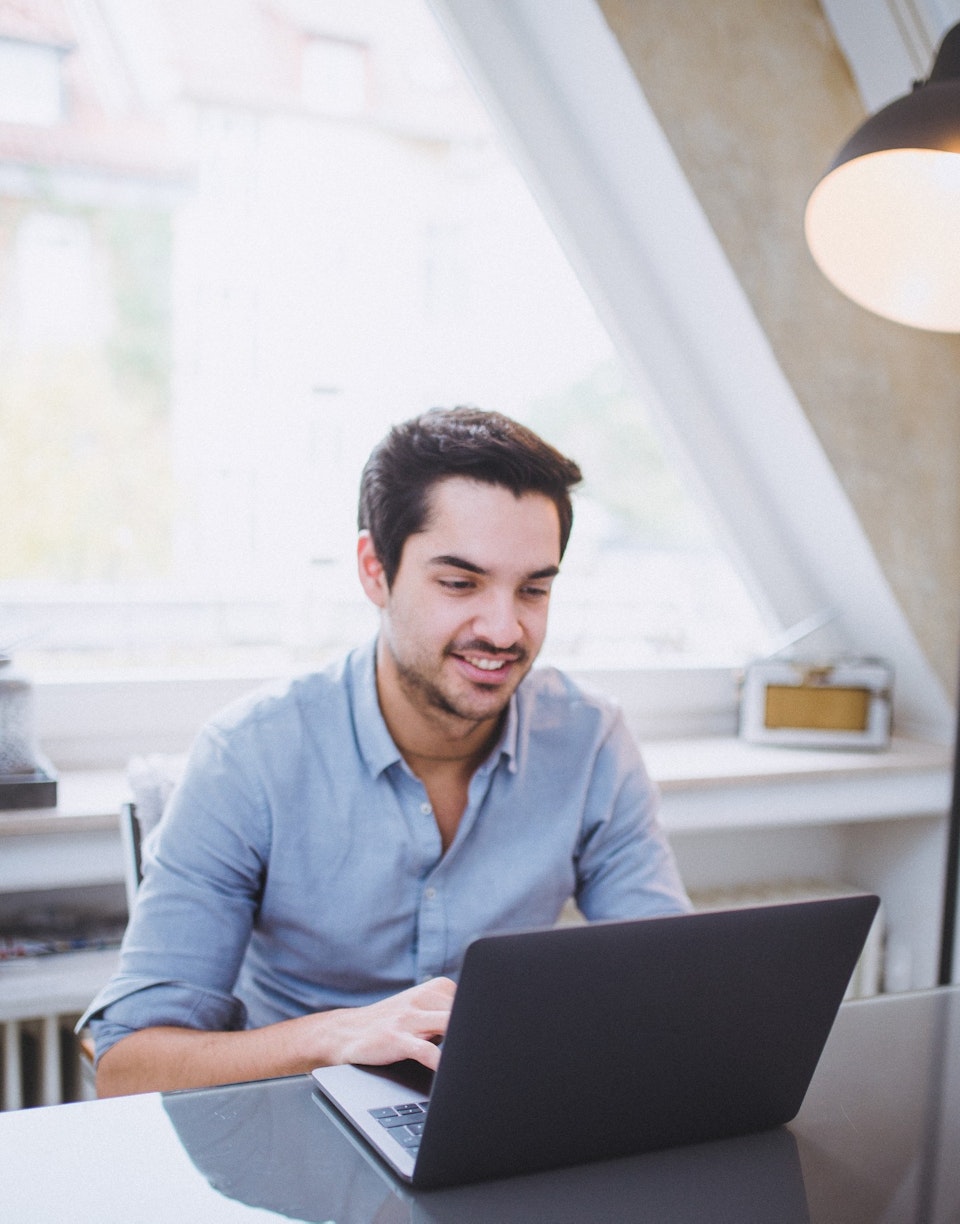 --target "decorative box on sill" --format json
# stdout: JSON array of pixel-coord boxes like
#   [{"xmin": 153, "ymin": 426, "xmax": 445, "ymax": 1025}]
[
  {"xmin": 739, "ymin": 657, "xmax": 893, "ymax": 751},
  {"xmin": 0, "ymin": 654, "xmax": 58, "ymax": 809},
  {"xmin": 0, "ymin": 762, "xmax": 58, "ymax": 810}
]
